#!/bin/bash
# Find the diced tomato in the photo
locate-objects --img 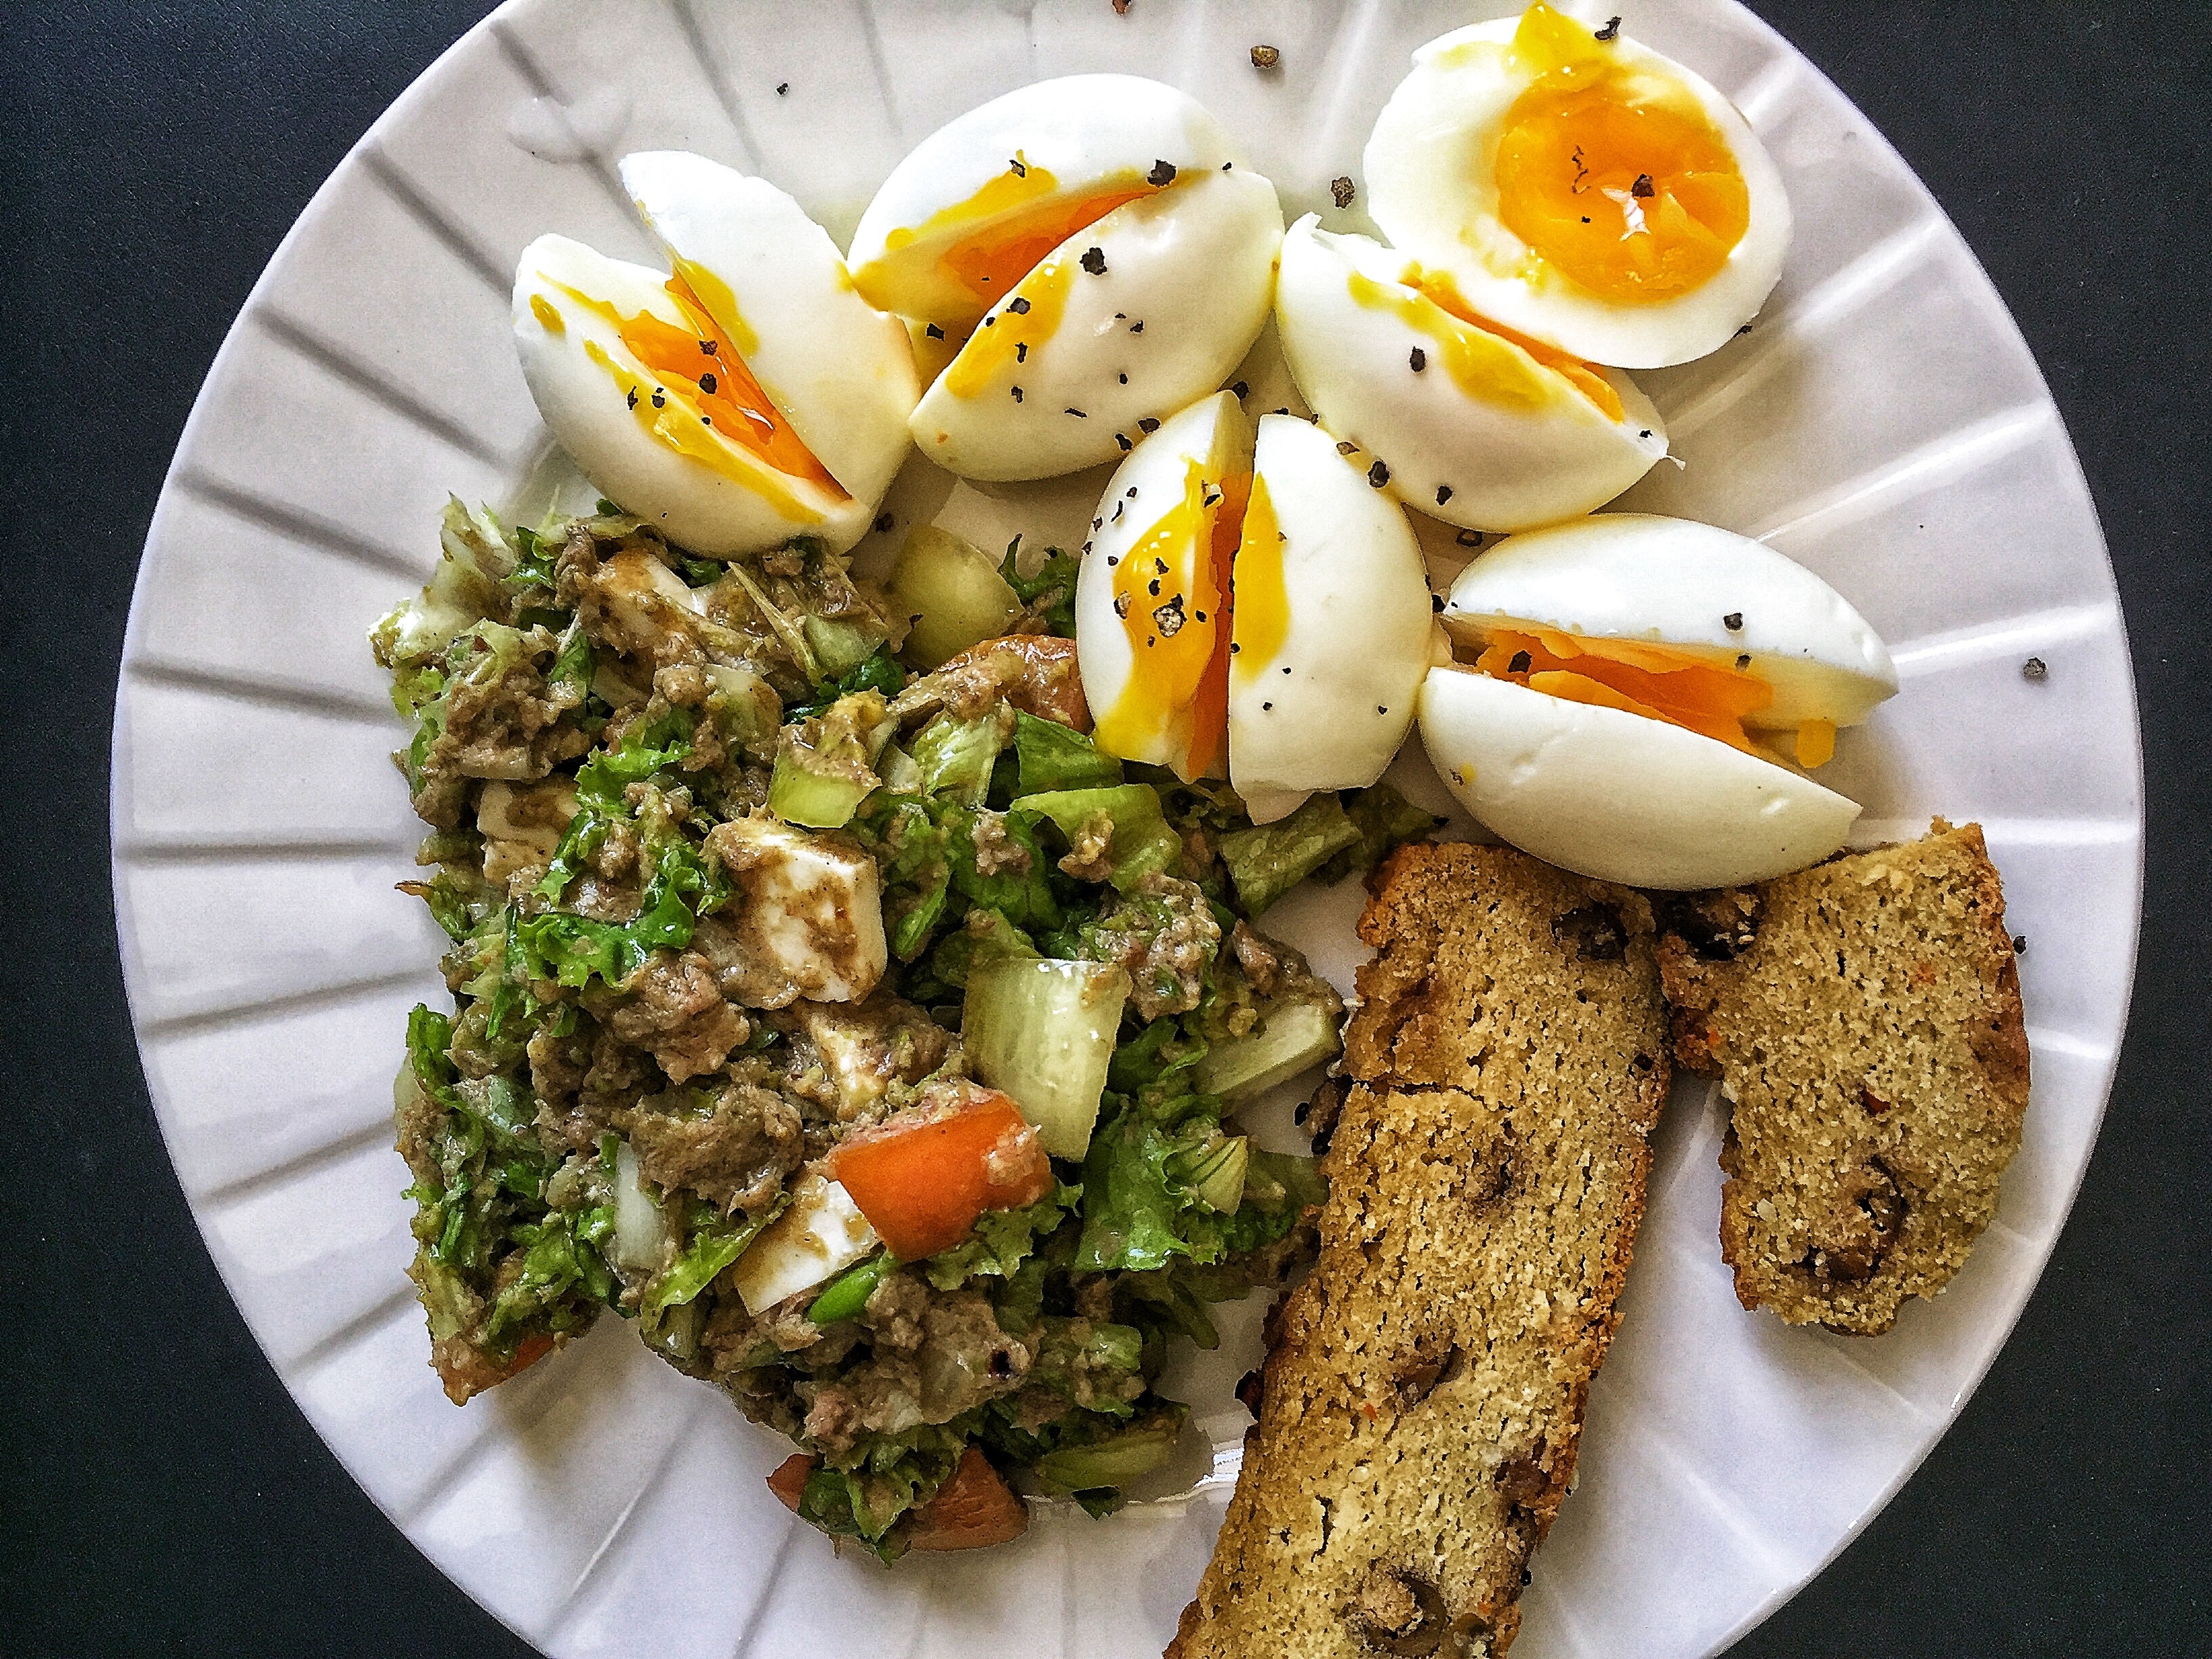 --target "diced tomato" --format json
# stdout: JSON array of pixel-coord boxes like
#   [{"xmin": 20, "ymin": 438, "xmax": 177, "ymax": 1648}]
[
  {"xmin": 826, "ymin": 1084, "xmax": 1054, "ymax": 1259},
  {"xmin": 906, "ymin": 1447, "xmax": 1030, "ymax": 1552},
  {"xmin": 938, "ymin": 634, "xmax": 1090, "ymax": 730},
  {"xmin": 766, "ymin": 1452, "xmax": 815, "ymax": 1513},
  {"xmin": 432, "ymin": 1330, "xmax": 554, "ymax": 1406}
]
